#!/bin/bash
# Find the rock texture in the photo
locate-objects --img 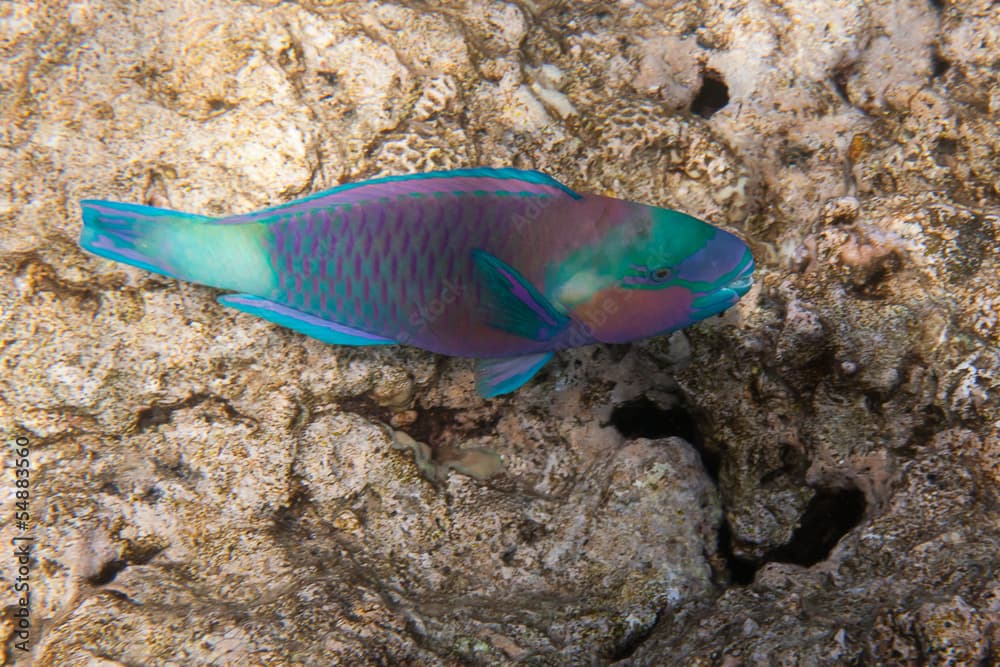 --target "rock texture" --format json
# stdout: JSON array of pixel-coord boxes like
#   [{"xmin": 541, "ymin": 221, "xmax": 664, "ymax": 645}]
[{"xmin": 1, "ymin": 0, "xmax": 997, "ymax": 665}]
